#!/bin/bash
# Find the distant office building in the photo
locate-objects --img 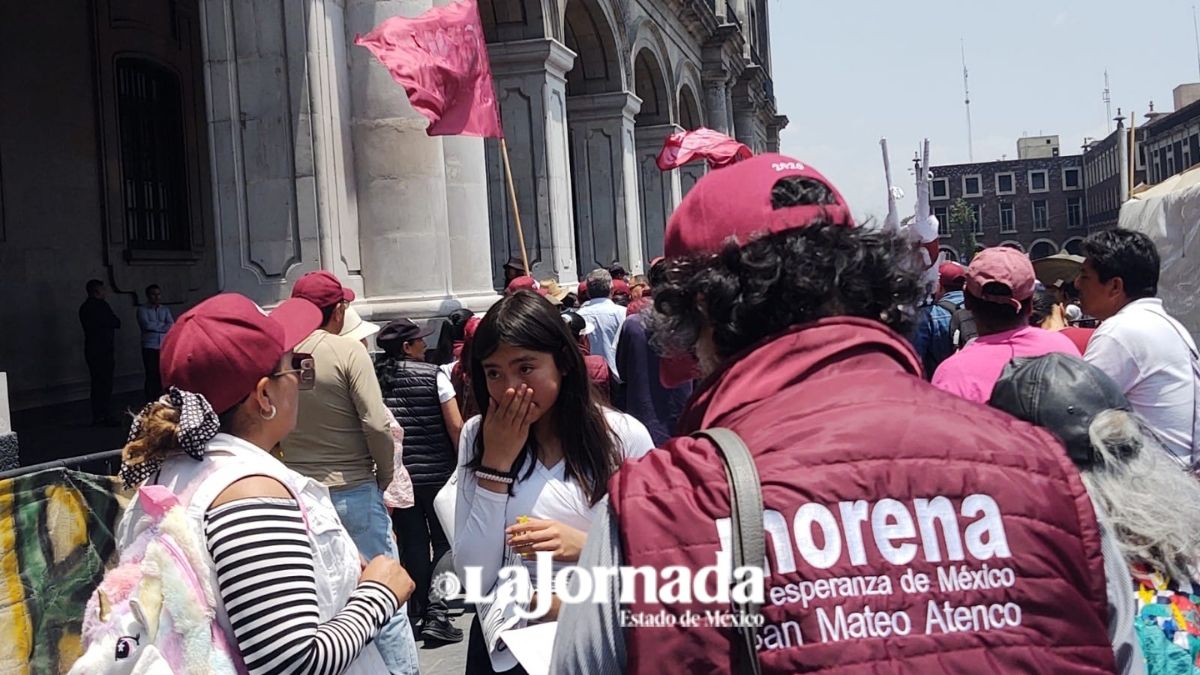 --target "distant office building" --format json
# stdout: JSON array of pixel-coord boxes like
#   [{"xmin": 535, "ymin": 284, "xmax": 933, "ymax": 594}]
[
  {"xmin": 1018, "ymin": 135, "xmax": 1061, "ymax": 160},
  {"xmin": 930, "ymin": 138, "xmax": 1086, "ymax": 261}
]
